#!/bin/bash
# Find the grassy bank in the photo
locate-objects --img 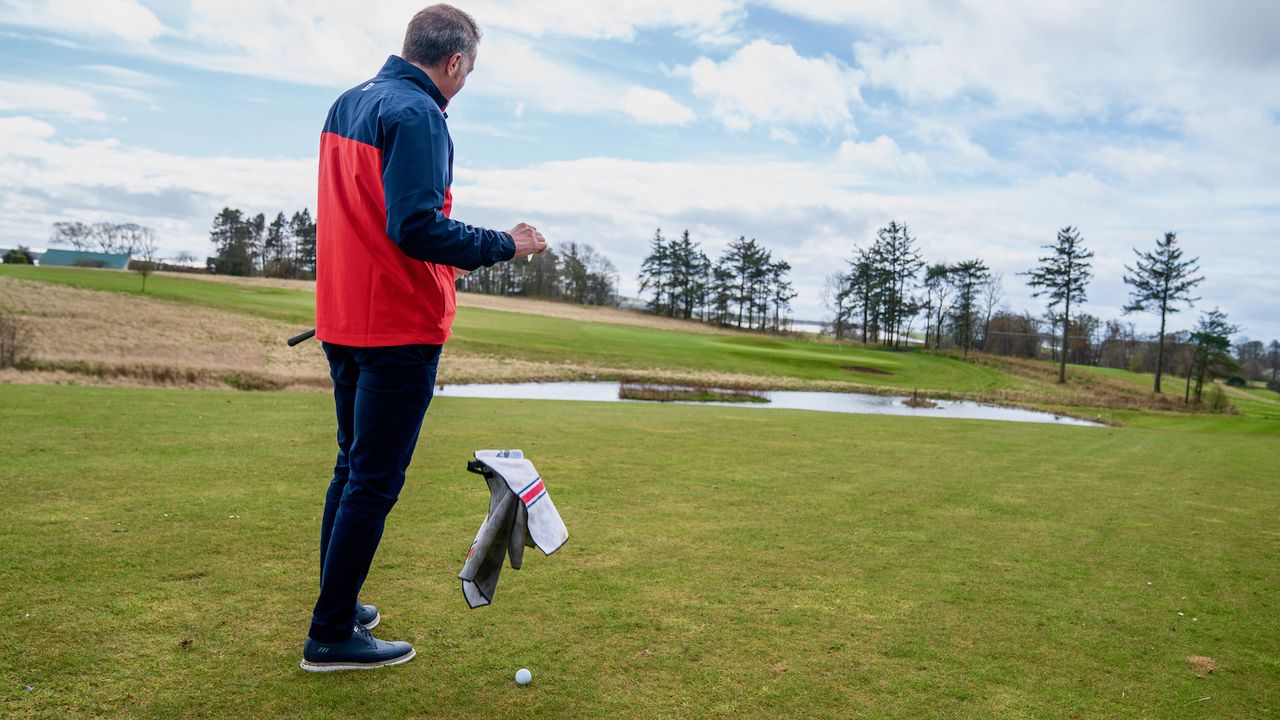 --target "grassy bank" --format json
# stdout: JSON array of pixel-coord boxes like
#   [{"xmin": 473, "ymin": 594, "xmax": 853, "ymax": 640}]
[
  {"xmin": 4, "ymin": 266, "xmax": 1275, "ymax": 428},
  {"xmin": 1, "ymin": 384, "xmax": 1276, "ymax": 718},
  {"xmin": 0, "ymin": 265, "xmax": 1008, "ymax": 392}
]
